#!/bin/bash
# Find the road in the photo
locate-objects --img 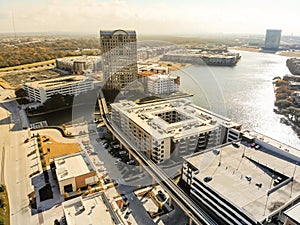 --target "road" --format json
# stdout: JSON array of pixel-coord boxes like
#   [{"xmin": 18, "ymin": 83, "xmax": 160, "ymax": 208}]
[
  {"xmin": 98, "ymin": 90, "xmax": 217, "ymax": 225},
  {"xmin": 0, "ymin": 100, "xmax": 39, "ymax": 225}
]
